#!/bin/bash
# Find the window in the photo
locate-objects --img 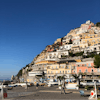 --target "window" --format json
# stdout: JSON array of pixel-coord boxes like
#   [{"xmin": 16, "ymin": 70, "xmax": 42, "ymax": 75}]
[
  {"xmin": 51, "ymin": 71, "xmax": 53, "ymax": 73},
  {"xmin": 78, "ymin": 65, "xmax": 80, "ymax": 67},
  {"xmin": 56, "ymin": 66, "xmax": 58, "ymax": 69},
  {"xmin": 88, "ymin": 64, "xmax": 91, "ymax": 67},
  {"xmin": 59, "ymin": 66, "xmax": 61, "ymax": 68},
  {"xmin": 48, "ymin": 71, "xmax": 49, "ymax": 73},
  {"xmin": 82, "ymin": 64, "xmax": 84, "ymax": 66},
  {"xmin": 68, "ymin": 71, "xmax": 69, "ymax": 73},
  {"xmin": 85, "ymin": 64, "xmax": 86, "ymax": 66},
  {"xmin": 97, "ymin": 69, "xmax": 99, "ymax": 72},
  {"xmin": 52, "ymin": 67, "xmax": 53, "ymax": 69},
  {"xmin": 79, "ymin": 69, "xmax": 81, "ymax": 72},
  {"xmin": 63, "ymin": 71, "xmax": 64, "ymax": 73},
  {"xmin": 63, "ymin": 66, "xmax": 64, "ymax": 68},
  {"xmin": 91, "ymin": 69, "xmax": 94, "ymax": 72},
  {"xmin": 67, "ymin": 66, "xmax": 69, "ymax": 69},
  {"xmin": 85, "ymin": 69, "xmax": 88, "ymax": 72},
  {"xmin": 94, "ymin": 48, "xmax": 96, "ymax": 51},
  {"xmin": 65, "ymin": 71, "xmax": 67, "ymax": 73},
  {"xmin": 60, "ymin": 71, "xmax": 61, "ymax": 73}
]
